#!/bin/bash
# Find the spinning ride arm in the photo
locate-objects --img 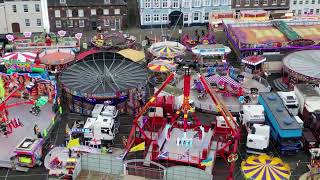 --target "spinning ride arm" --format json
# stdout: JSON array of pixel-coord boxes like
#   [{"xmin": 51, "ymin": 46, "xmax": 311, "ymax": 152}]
[
  {"xmin": 124, "ymin": 73, "xmax": 175, "ymax": 153},
  {"xmin": 198, "ymin": 74, "xmax": 240, "ymax": 180},
  {"xmin": 198, "ymin": 74, "xmax": 239, "ymax": 135}
]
